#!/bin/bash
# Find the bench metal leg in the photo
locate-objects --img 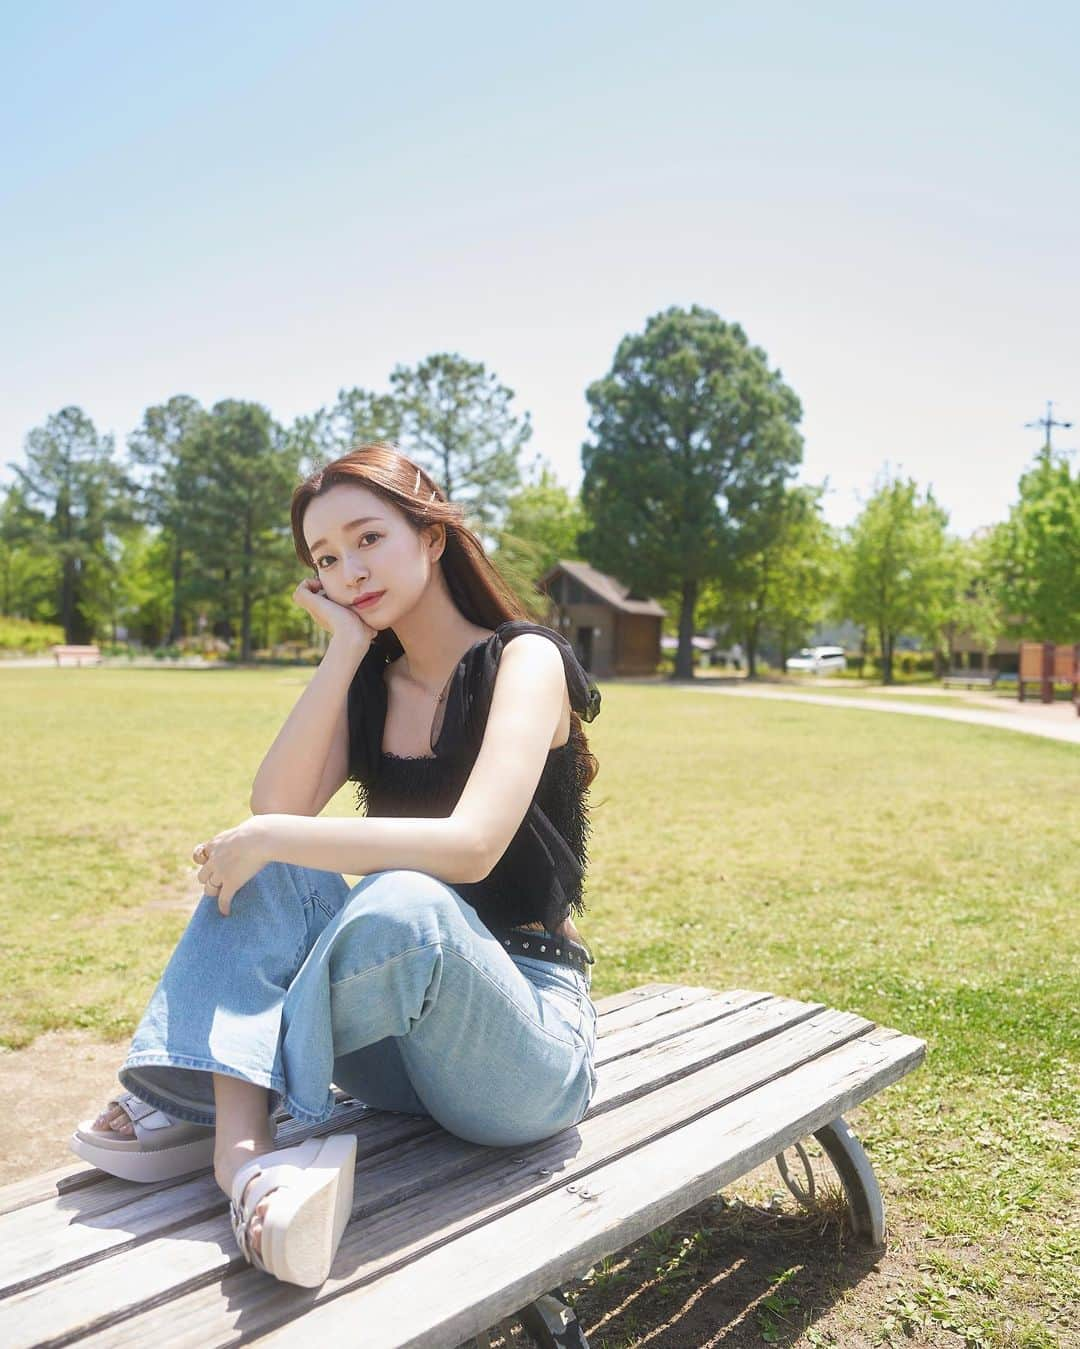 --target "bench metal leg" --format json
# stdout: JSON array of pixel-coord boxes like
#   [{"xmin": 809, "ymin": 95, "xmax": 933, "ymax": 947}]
[
  {"xmin": 774, "ymin": 1114, "xmax": 885, "ymax": 1247},
  {"xmin": 518, "ymin": 1286, "xmax": 591, "ymax": 1348}
]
